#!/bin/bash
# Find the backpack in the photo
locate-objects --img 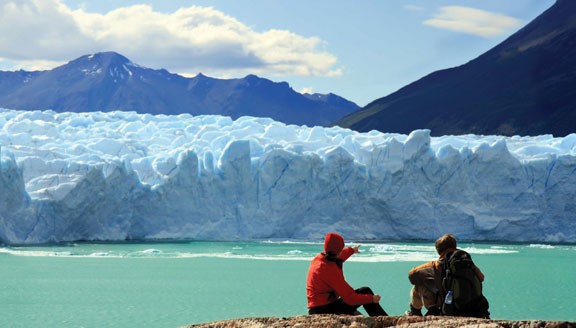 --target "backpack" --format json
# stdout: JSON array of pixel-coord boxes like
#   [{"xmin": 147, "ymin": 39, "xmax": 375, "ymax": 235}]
[{"xmin": 441, "ymin": 249, "xmax": 490, "ymax": 318}]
